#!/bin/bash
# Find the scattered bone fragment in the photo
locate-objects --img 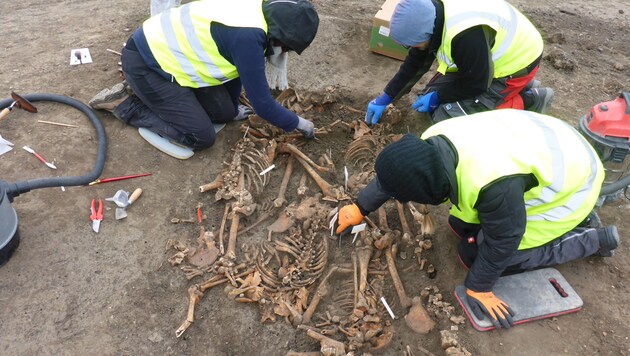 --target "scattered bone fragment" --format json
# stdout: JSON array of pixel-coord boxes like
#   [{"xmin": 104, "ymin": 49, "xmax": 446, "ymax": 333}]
[
  {"xmin": 306, "ymin": 329, "xmax": 346, "ymax": 356},
  {"xmin": 171, "ymin": 217, "xmax": 196, "ymax": 224},
  {"xmin": 404, "ymin": 297, "xmax": 435, "ymax": 334},
  {"xmin": 297, "ymin": 172, "xmax": 309, "ymax": 196},
  {"xmin": 186, "ymin": 228, "xmax": 220, "ymax": 268}
]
